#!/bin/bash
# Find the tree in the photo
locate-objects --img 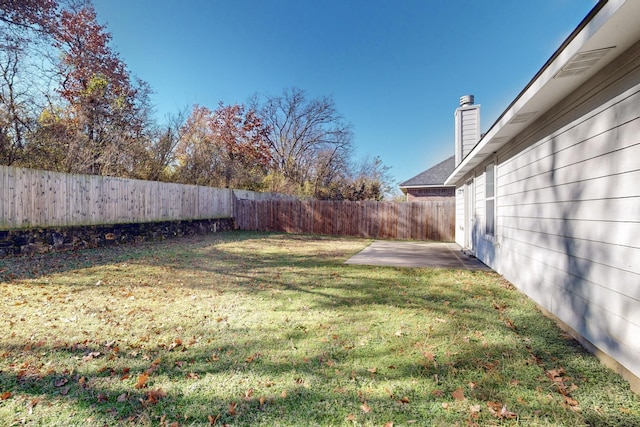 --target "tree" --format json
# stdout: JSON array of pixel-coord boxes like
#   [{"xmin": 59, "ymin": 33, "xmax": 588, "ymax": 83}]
[
  {"xmin": 50, "ymin": 3, "xmax": 149, "ymax": 176},
  {"xmin": 255, "ymin": 88, "xmax": 353, "ymax": 196},
  {"xmin": 345, "ymin": 155, "xmax": 393, "ymax": 201},
  {"xmin": 0, "ymin": 48, "xmax": 29, "ymax": 164},
  {"xmin": 0, "ymin": 0, "xmax": 60, "ymax": 165},
  {"xmin": 137, "ymin": 111, "xmax": 186, "ymax": 182},
  {"xmin": 313, "ymin": 155, "xmax": 393, "ymax": 201},
  {"xmin": 175, "ymin": 103, "xmax": 271, "ymax": 189},
  {"xmin": 0, "ymin": 0, "xmax": 58, "ymax": 34}
]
